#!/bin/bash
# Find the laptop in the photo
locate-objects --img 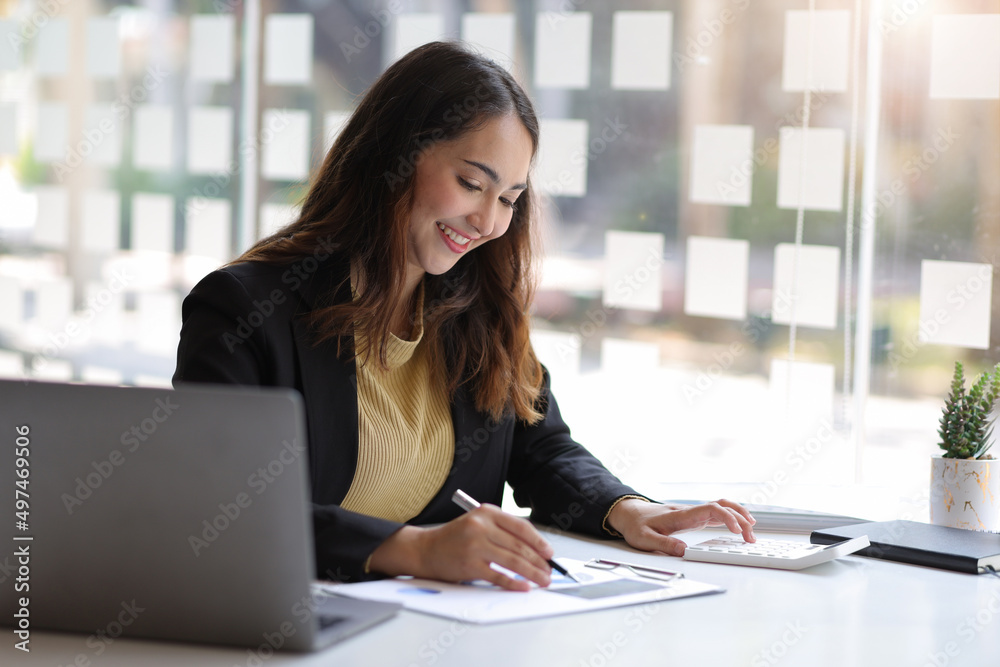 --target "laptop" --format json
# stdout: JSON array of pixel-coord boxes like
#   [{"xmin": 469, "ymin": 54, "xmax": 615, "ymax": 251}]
[{"xmin": 0, "ymin": 379, "xmax": 400, "ymax": 652}]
